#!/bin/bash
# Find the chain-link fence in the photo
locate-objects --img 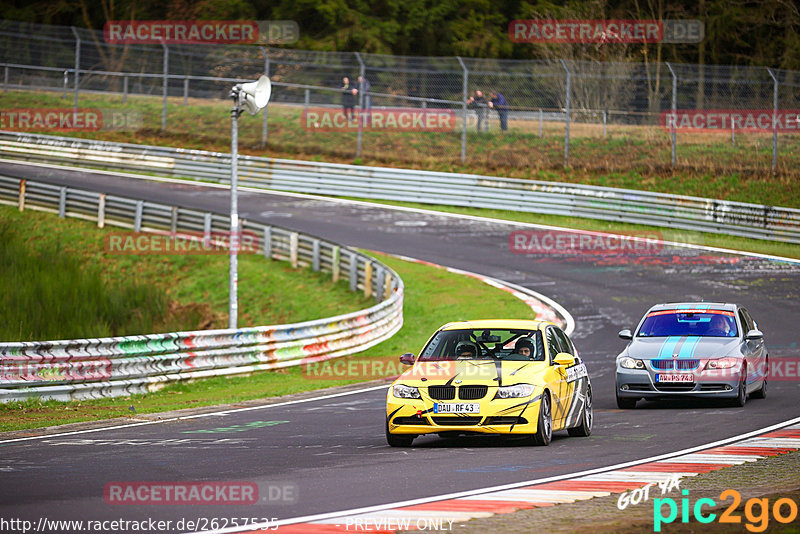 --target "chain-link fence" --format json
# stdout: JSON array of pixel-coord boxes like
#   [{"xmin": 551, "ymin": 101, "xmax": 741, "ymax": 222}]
[{"xmin": 1, "ymin": 20, "xmax": 798, "ymax": 175}]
